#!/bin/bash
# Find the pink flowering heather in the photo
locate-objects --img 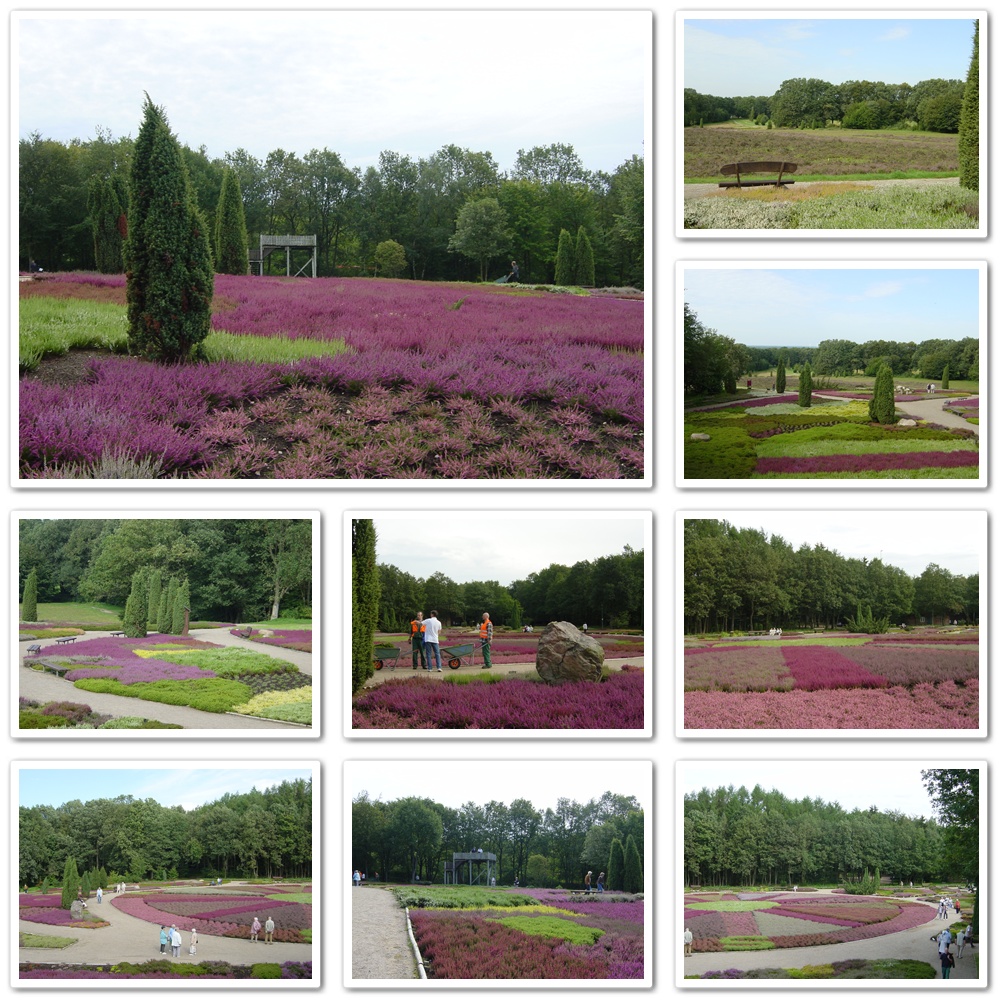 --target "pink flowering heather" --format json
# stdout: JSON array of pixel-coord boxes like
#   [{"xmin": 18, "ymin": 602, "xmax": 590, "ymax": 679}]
[
  {"xmin": 780, "ymin": 645, "xmax": 888, "ymax": 691},
  {"xmin": 20, "ymin": 906, "xmax": 109, "ymax": 928},
  {"xmin": 353, "ymin": 667, "xmax": 644, "ymax": 729},
  {"xmin": 866, "ymin": 636, "xmax": 978, "ymax": 646},
  {"xmin": 755, "ymin": 450, "xmax": 977, "ymax": 474},
  {"xmin": 19, "ymin": 894, "xmax": 63, "ymax": 907},
  {"xmin": 839, "ymin": 644, "xmax": 977, "ymax": 685},
  {"xmin": 231, "ymin": 628, "xmax": 312, "ymax": 653},
  {"xmin": 684, "ymin": 677, "xmax": 979, "ymax": 729},
  {"xmin": 684, "ymin": 645, "xmax": 792, "ymax": 692}
]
